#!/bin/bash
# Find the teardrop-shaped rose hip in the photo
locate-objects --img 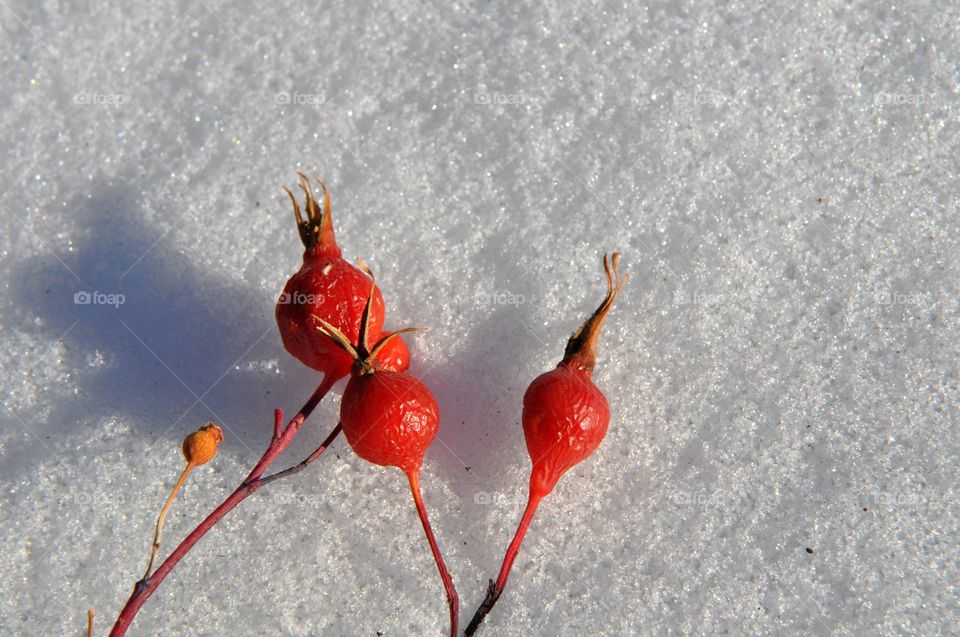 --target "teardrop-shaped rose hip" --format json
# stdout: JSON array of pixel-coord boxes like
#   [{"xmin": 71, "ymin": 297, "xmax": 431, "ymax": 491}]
[{"xmin": 465, "ymin": 253, "xmax": 625, "ymax": 635}]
